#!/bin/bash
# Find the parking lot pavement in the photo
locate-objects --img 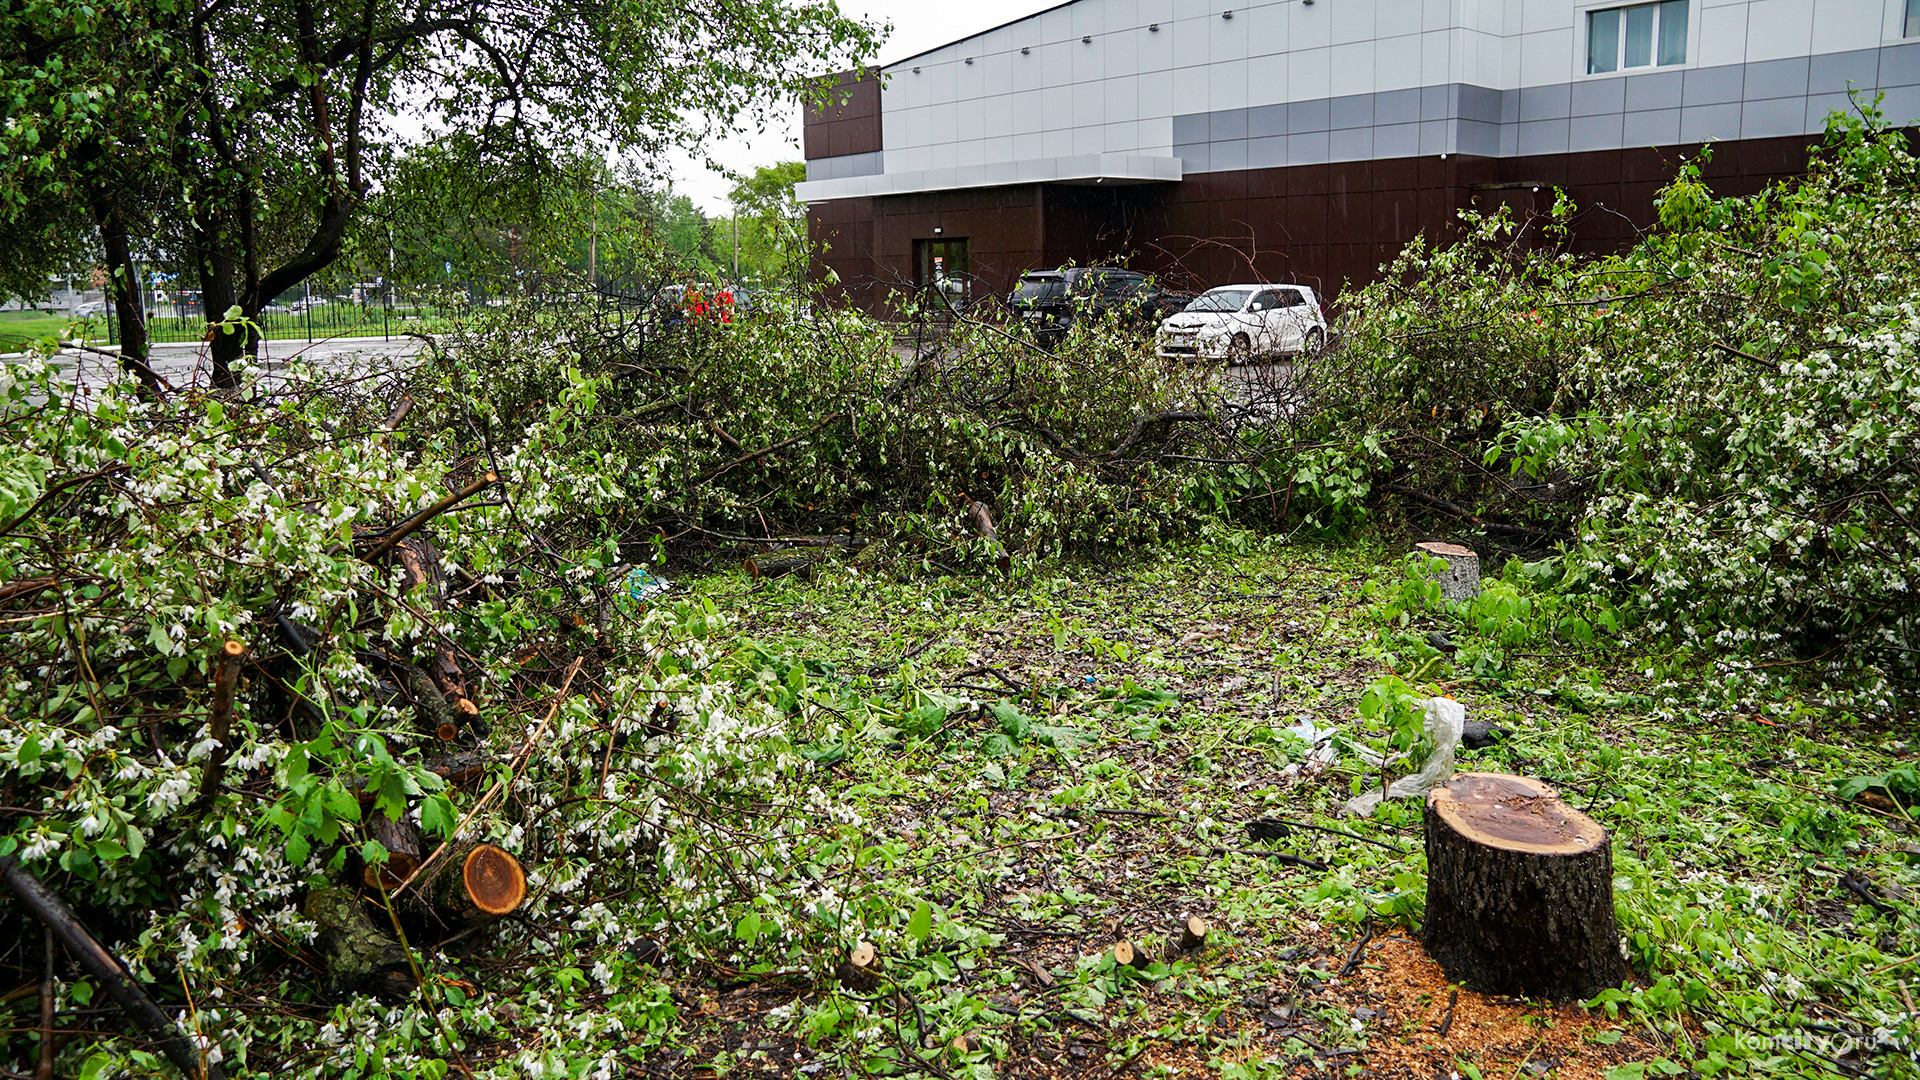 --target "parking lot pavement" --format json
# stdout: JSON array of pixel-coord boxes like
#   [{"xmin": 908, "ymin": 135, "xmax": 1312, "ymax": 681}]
[{"xmin": 34, "ymin": 335, "xmax": 428, "ymax": 396}]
